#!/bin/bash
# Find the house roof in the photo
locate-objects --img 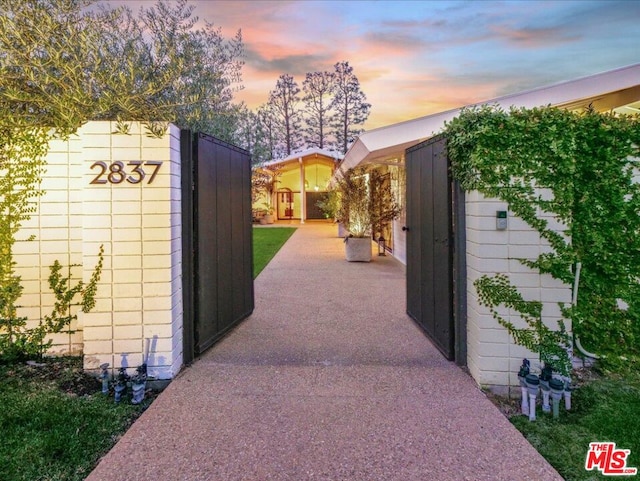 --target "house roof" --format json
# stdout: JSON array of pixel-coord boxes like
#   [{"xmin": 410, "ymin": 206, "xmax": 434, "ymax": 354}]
[
  {"xmin": 262, "ymin": 147, "xmax": 342, "ymax": 169},
  {"xmin": 339, "ymin": 63, "xmax": 640, "ymax": 171}
]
